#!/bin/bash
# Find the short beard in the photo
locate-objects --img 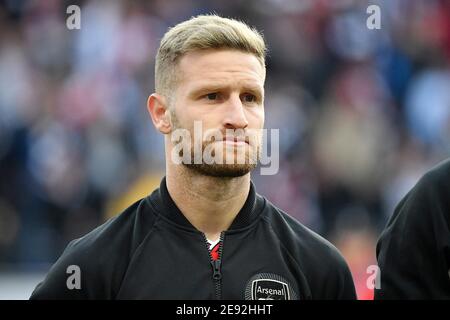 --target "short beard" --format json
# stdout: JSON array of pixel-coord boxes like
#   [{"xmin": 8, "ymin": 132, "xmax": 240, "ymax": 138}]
[
  {"xmin": 170, "ymin": 110, "xmax": 260, "ymax": 178},
  {"xmin": 186, "ymin": 162, "xmax": 257, "ymax": 177}
]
